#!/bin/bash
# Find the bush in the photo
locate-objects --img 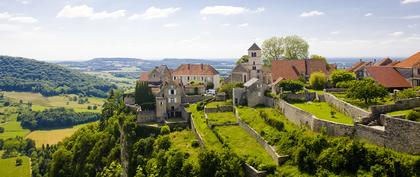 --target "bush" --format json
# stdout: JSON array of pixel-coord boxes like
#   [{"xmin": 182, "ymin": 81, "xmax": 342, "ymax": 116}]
[
  {"xmin": 218, "ymin": 82, "xmax": 243, "ymax": 99},
  {"xmin": 160, "ymin": 125, "xmax": 171, "ymax": 135},
  {"xmin": 0, "ymin": 127, "xmax": 4, "ymax": 133},
  {"xmin": 335, "ymin": 80, "xmax": 355, "ymax": 88},
  {"xmin": 330, "ymin": 70, "xmax": 355, "ymax": 86},
  {"xmin": 396, "ymin": 88, "xmax": 417, "ymax": 100},
  {"xmin": 406, "ymin": 110, "xmax": 420, "ymax": 121},
  {"xmin": 259, "ymin": 110, "xmax": 284, "ymax": 131},
  {"xmin": 16, "ymin": 158, "xmax": 23, "ymax": 166},
  {"xmin": 191, "ymin": 140, "xmax": 200, "ymax": 148},
  {"xmin": 309, "ymin": 72, "xmax": 327, "ymax": 90},
  {"xmin": 277, "ymin": 80, "xmax": 304, "ymax": 93}
]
